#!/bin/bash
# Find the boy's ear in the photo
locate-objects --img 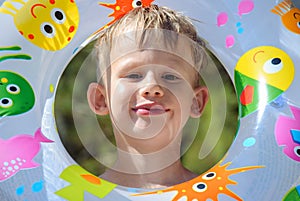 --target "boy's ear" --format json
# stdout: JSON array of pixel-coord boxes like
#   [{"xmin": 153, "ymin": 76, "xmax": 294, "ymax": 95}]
[
  {"xmin": 190, "ymin": 86, "xmax": 209, "ymax": 118},
  {"xmin": 87, "ymin": 82, "xmax": 109, "ymax": 115}
]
